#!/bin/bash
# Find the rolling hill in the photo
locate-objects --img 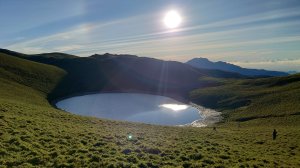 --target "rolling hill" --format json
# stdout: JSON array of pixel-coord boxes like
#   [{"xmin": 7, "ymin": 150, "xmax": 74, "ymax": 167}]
[
  {"xmin": 0, "ymin": 49, "xmax": 299, "ymax": 167},
  {"xmin": 187, "ymin": 57, "xmax": 289, "ymax": 77},
  {"xmin": 0, "ymin": 49, "xmax": 246, "ymax": 102},
  {"xmin": 190, "ymin": 73, "xmax": 300, "ymax": 124}
]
